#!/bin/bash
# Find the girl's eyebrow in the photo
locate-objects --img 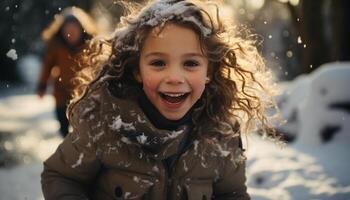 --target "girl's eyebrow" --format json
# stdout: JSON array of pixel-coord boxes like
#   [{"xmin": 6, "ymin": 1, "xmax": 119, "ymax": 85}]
[
  {"xmin": 144, "ymin": 52, "xmax": 165, "ymax": 58},
  {"xmin": 144, "ymin": 52, "xmax": 205, "ymax": 58},
  {"xmin": 182, "ymin": 53, "xmax": 205, "ymax": 58}
]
